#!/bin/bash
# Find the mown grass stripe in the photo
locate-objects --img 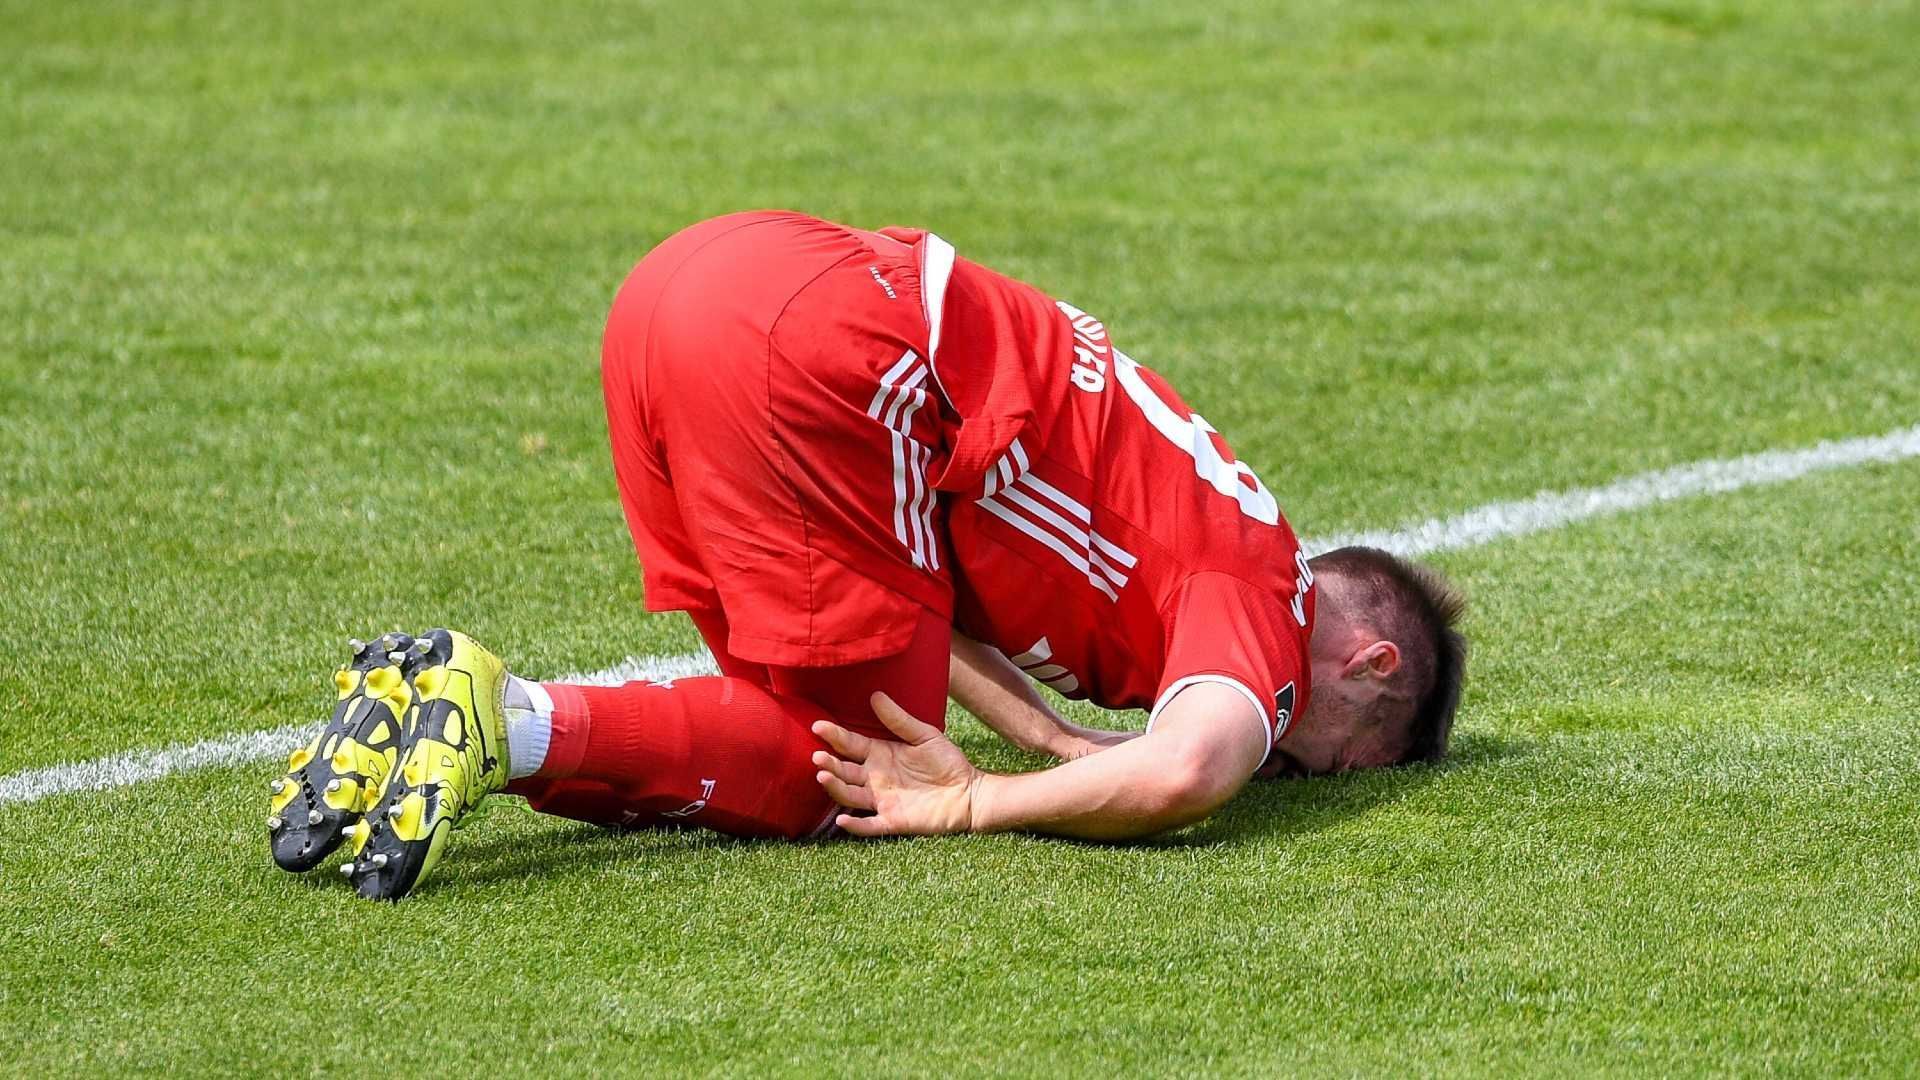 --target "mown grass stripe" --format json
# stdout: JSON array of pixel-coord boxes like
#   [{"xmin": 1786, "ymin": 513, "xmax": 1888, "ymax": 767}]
[{"xmin": 4, "ymin": 421, "xmax": 1916, "ymax": 808}]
